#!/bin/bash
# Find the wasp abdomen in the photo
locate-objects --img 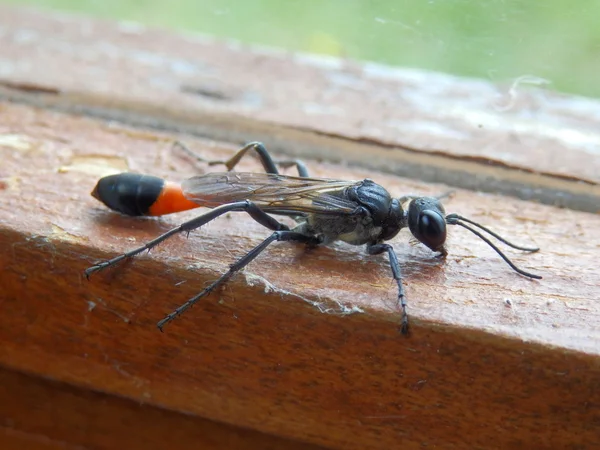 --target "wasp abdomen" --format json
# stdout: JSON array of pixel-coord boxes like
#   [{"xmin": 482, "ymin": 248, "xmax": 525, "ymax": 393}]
[{"xmin": 91, "ymin": 173, "xmax": 166, "ymax": 216}]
